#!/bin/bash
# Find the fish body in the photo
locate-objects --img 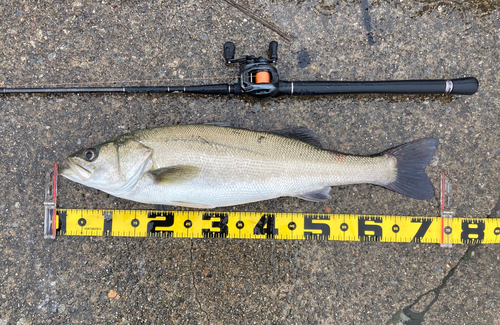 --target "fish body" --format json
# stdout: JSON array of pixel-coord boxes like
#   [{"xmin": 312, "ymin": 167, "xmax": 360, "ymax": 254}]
[{"xmin": 61, "ymin": 124, "xmax": 438, "ymax": 208}]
